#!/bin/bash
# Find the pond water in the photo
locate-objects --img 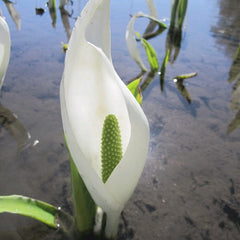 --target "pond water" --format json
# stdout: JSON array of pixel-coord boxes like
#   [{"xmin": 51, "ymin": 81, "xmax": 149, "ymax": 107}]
[{"xmin": 0, "ymin": 0, "xmax": 240, "ymax": 239}]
